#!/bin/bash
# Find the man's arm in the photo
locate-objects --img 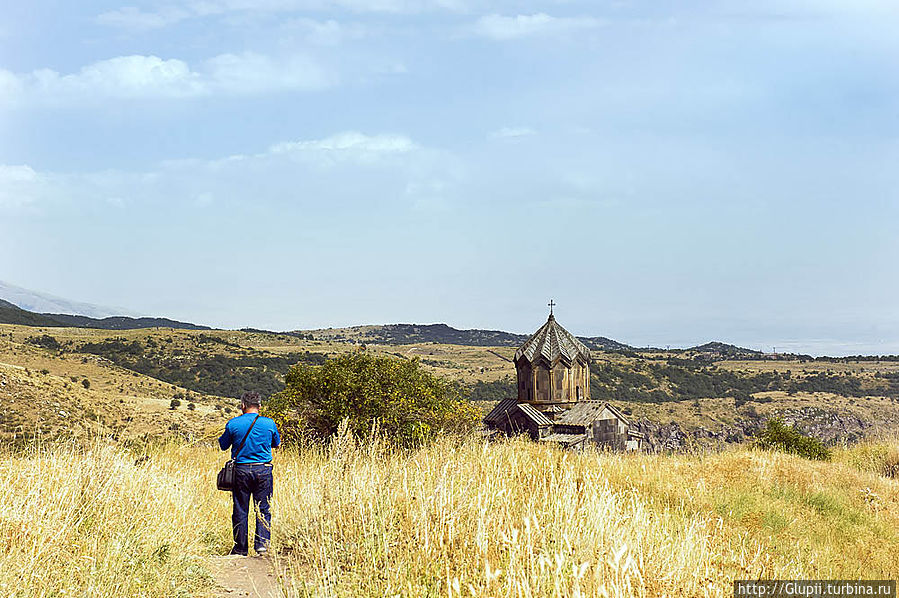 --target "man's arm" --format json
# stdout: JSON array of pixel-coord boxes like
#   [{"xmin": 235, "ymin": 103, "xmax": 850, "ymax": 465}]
[
  {"xmin": 271, "ymin": 423, "xmax": 281, "ymax": 449},
  {"xmin": 218, "ymin": 423, "xmax": 232, "ymax": 451}
]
